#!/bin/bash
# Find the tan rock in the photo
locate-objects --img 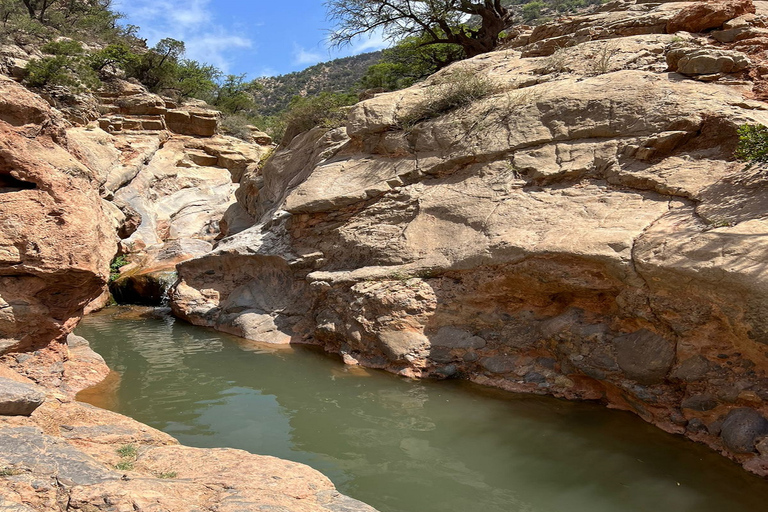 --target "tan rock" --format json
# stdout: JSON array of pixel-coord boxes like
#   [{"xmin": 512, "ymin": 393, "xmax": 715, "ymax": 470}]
[
  {"xmin": 165, "ymin": 107, "xmax": 220, "ymax": 136},
  {"xmin": 667, "ymin": 0, "xmax": 756, "ymax": 34},
  {"xmin": 171, "ymin": 0, "xmax": 768, "ymax": 479}
]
